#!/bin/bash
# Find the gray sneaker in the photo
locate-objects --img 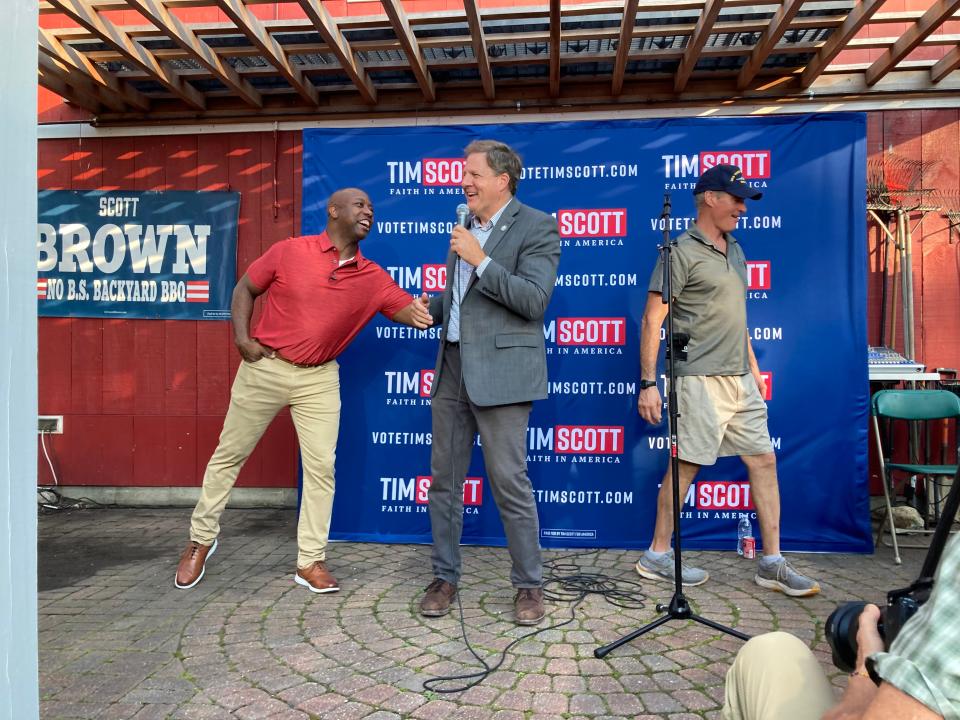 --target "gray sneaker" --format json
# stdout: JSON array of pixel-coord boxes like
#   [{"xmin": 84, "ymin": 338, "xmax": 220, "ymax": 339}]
[
  {"xmin": 635, "ymin": 550, "xmax": 709, "ymax": 587},
  {"xmin": 755, "ymin": 558, "xmax": 821, "ymax": 597}
]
